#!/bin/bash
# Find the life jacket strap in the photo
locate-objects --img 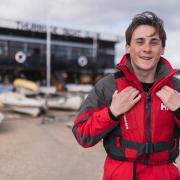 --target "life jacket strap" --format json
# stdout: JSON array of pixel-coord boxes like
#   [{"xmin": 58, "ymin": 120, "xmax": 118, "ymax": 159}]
[
  {"xmin": 121, "ymin": 139, "xmax": 175, "ymax": 180},
  {"xmin": 121, "ymin": 139, "xmax": 174, "ymax": 154}
]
